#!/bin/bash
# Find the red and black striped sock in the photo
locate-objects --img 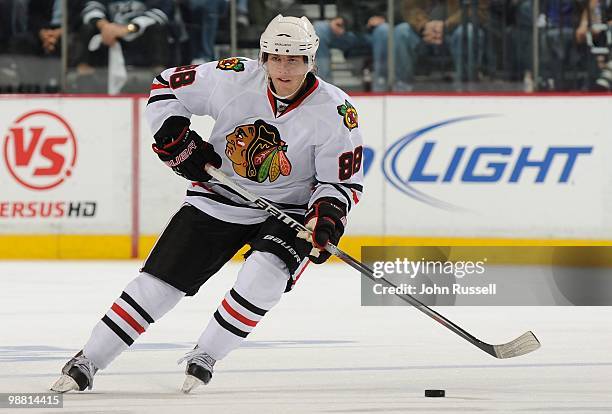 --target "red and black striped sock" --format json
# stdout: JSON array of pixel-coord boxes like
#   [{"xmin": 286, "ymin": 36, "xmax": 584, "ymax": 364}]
[{"xmin": 82, "ymin": 273, "xmax": 184, "ymax": 369}]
